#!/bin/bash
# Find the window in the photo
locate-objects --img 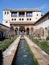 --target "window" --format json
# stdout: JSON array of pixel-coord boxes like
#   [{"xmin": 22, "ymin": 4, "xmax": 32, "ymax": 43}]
[
  {"xmin": 12, "ymin": 18, "xmax": 16, "ymax": 21},
  {"xmin": 19, "ymin": 18, "xmax": 21, "ymax": 20},
  {"xmin": 22, "ymin": 18, "xmax": 24, "ymax": 20},
  {"xmin": 11, "ymin": 12, "xmax": 17, "ymax": 17},
  {"xmin": 27, "ymin": 18, "xmax": 31, "ymax": 21},
  {"xmin": 26, "ymin": 12, "xmax": 32, "ymax": 17},
  {"xmin": 6, "ymin": 21, "xmax": 8, "ymax": 23},
  {"xmin": 37, "ymin": 14, "xmax": 38, "ymax": 16},
  {"xmin": 27, "ymin": 18, "xmax": 29, "ymax": 20},
  {"xmin": 19, "ymin": 12, "xmax": 25, "ymax": 17},
  {"xmin": 5, "ymin": 12, "xmax": 6, "ymax": 14},
  {"xmin": 45, "ymin": 27, "xmax": 47, "ymax": 30},
  {"xmin": 12, "ymin": 19, "xmax": 13, "ymax": 21},
  {"xmin": 30, "ymin": 18, "xmax": 31, "ymax": 20},
  {"xmin": 7, "ymin": 12, "xmax": 9, "ymax": 14},
  {"xmin": 14, "ymin": 19, "xmax": 16, "ymax": 20}
]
